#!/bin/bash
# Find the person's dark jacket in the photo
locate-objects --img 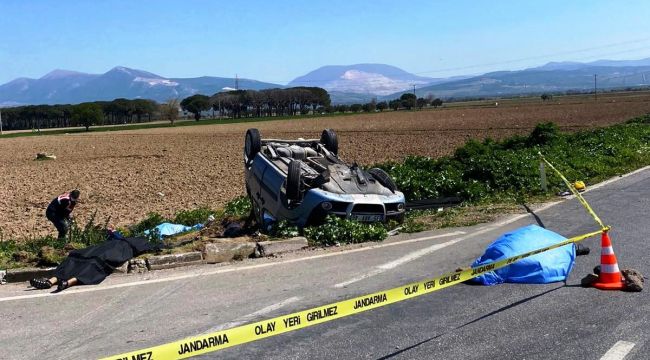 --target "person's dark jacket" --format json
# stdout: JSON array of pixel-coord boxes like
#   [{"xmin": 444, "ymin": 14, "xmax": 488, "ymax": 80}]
[{"xmin": 47, "ymin": 193, "xmax": 77, "ymax": 219}]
